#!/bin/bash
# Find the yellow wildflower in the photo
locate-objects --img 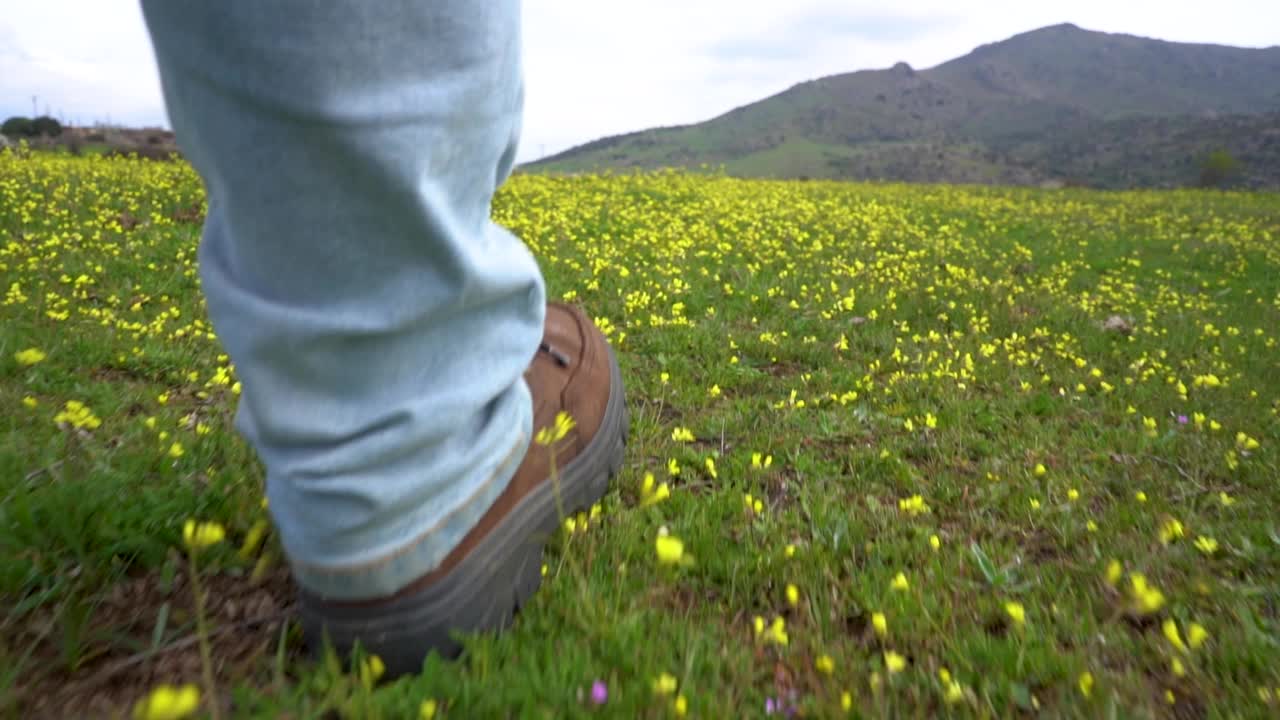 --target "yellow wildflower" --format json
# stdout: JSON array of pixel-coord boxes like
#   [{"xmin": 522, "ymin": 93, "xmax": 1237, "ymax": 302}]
[
  {"xmin": 786, "ymin": 583, "xmax": 799, "ymax": 607},
  {"xmin": 815, "ymin": 654, "xmax": 835, "ymax": 675},
  {"xmin": 1236, "ymin": 432, "xmax": 1260, "ymax": 451},
  {"xmin": 674, "ymin": 693, "xmax": 688, "ymax": 716},
  {"xmin": 898, "ymin": 494, "xmax": 931, "ymax": 516},
  {"xmin": 1194, "ymin": 536, "xmax": 1218, "ymax": 554},
  {"xmin": 53, "ymin": 400, "xmax": 102, "ymax": 430},
  {"xmin": 639, "ymin": 472, "xmax": 671, "ymax": 508},
  {"xmin": 671, "ymin": 426, "xmax": 695, "ymax": 443},
  {"xmin": 891, "ymin": 572, "xmax": 909, "ymax": 591},
  {"xmin": 15, "ymin": 347, "xmax": 46, "ymax": 365},
  {"xmin": 182, "ymin": 519, "xmax": 226, "ymax": 551},
  {"xmin": 655, "ymin": 535, "xmax": 688, "ymax": 565},
  {"xmin": 419, "ymin": 699, "xmax": 438, "ymax": 719},
  {"xmin": 944, "ymin": 679, "xmax": 964, "ymax": 704},
  {"xmin": 359, "ymin": 654, "xmax": 386, "ymax": 687},
  {"xmin": 929, "ymin": 534, "xmax": 941, "ymax": 551},
  {"xmin": 1105, "ymin": 559, "xmax": 1123, "ymax": 586},
  {"xmin": 872, "ymin": 612, "xmax": 888, "ymax": 637},
  {"xmin": 1187, "ymin": 623, "xmax": 1209, "ymax": 650},
  {"xmin": 652, "ymin": 672, "xmax": 677, "ymax": 696},
  {"xmin": 884, "ymin": 651, "xmax": 906, "ymax": 674},
  {"xmin": 535, "ymin": 411, "xmax": 575, "ymax": 446},
  {"xmin": 1163, "ymin": 619, "xmax": 1187, "ymax": 652},
  {"xmin": 22, "ymin": 396, "xmax": 37, "ymax": 408},
  {"xmin": 841, "ymin": 691, "xmax": 852, "ymax": 710},
  {"xmin": 132, "ymin": 683, "xmax": 200, "ymax": 720},
  {"xmin": 1129, "ymin": 573, "xmax": 1166, "ymax": 614},
  {"xmin": 1078, "ymin": 672, "xmax": 1093, "ymax": 699},
  {"xmin": 757, "ymin": 616, "xmax": 789, "ymax": 646},
  {"xmin": 1005, "ymin": 601, "xmax": 1026, "ymax": 626},
  {"xmin": 1158, "ymin": 518, "xmax": 1185, "ymax": 544}
]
